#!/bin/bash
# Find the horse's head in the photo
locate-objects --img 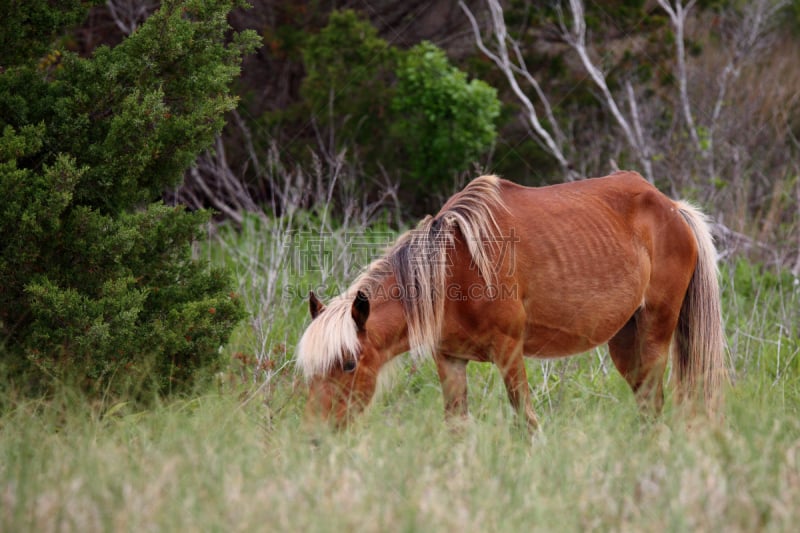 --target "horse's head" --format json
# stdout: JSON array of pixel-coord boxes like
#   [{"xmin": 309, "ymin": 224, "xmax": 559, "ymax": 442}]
[{"xmin": 298, "ymin": 290, "xmax": 383, "ymax": 428}]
